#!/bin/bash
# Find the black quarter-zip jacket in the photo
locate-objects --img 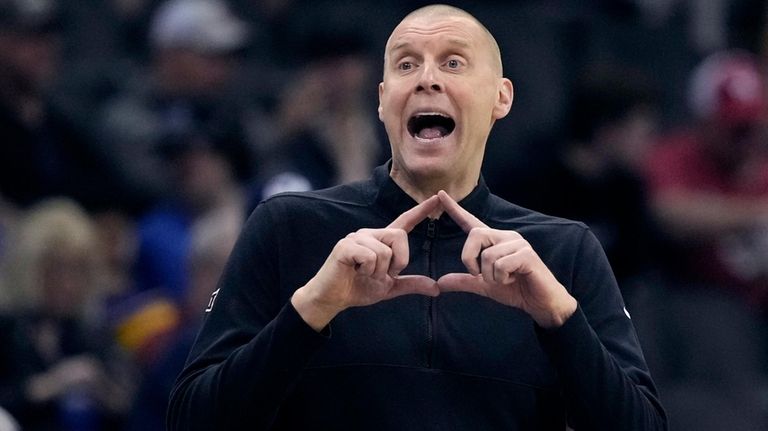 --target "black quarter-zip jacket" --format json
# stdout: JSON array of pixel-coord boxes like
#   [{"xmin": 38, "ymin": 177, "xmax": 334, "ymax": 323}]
[{"xmin": 168, "ymin": 164, "xmax": 667, "ymax": 430}]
